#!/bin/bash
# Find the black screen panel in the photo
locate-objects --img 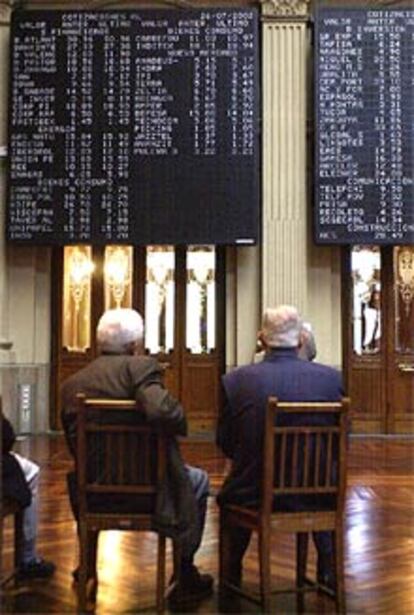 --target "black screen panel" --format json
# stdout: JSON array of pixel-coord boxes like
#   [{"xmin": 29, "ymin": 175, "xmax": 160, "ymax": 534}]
[
  {"xmin": 315, "ymin": 8, "xmax": 414, "ymax": 245},
  {"xmin": 7, "ymin": 9, "xmax": 260, "ymax": 245}
]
